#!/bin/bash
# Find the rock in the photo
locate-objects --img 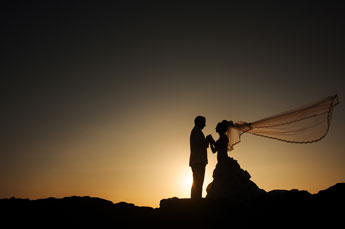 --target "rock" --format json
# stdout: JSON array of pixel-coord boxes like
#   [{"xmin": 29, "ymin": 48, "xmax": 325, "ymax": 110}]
[
  {"xmin": 206, "ymin": 157, "xmax": 266, "ymax": 201},
  {"xmin": 317, "ymin": 183, "xmax": 345, "ymax": 200},
  {"xmin": 314, "ymin": 183, "xmax": 345, "ymax": 209},
  {"xmin": 1, "ymin": 183, "xmax": 345, "ymax": 228}
]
